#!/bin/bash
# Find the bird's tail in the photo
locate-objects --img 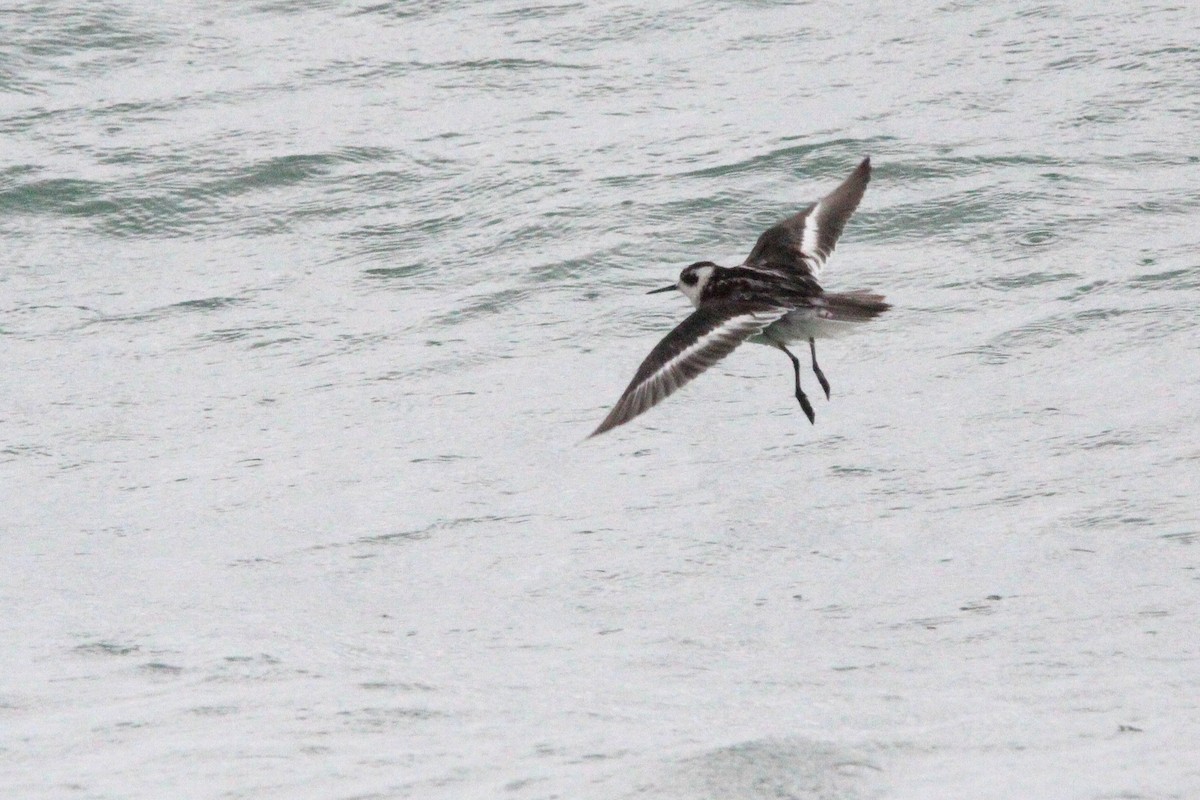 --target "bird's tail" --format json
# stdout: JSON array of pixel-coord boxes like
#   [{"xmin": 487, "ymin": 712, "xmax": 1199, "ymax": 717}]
[{"xmin": 817, "ymin": 290, "xmax": 890, "ymax": 322}]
